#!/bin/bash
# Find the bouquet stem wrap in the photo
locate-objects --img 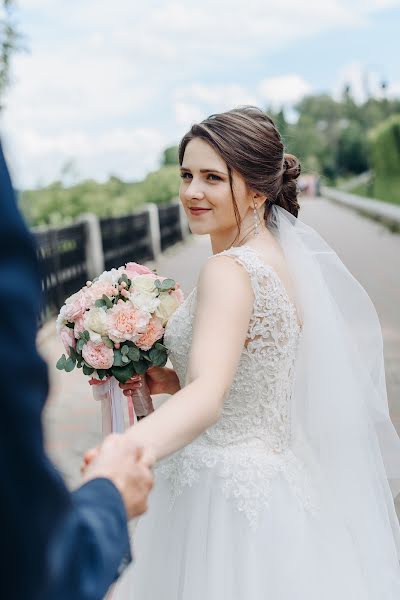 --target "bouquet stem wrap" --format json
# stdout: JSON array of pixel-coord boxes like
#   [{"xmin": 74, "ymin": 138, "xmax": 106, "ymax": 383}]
[{"xmin": 132, "ymin": 374, "xmax": 155, "ymax": 419}]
